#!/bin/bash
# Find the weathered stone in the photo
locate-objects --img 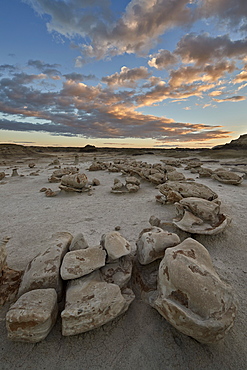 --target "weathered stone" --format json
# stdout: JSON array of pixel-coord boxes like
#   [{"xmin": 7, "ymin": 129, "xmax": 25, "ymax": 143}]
[
  {"xmin": 0, "ymin": 239, "xmax": 7, "ymax": 276},
  {"xmin": 136, "ymin": 227, "xmax": 180, "ymax": 265},
  {"xmin": 159, "ymin": 181, "xmax": 218, "ymax": 201},
  {"xmin": 59, "ymin": 173, "xmax": 89, "ymax": 192},
  {"xmin": 0, "ymin": 267, "xmax": 23, "ymax": 306},
  {"xmin": 61, "ymin": 273, "xmax": 134, "ymax": 336},
  {"xmin": 100, "ymin": 231, "xmax": 131, "ymax": 262},
  {"xmin": 40, "ymin": 187, "xmax": 47, "ymax": 192},
  {"xmin": 6, "ymin": 288, "xmax": 58, "ymax": 343},
  {"xmin": 126, "ymin": 183, "xmax": 139, "ymax": 192},
  {"xmin": 173, "ymin": 197, "xmax": 230, "ymax": 235},
  {"xmin": 0, "ymin": 172, "xmax": 5, "ymax": 181},
  {"xmin": 69, "ymin": 233, "xmax": 89, "ymax": 251},
  {"xmin": 148, "ymin": 172, "xmax": 166, "ymax": 185},
  {"xmin": 101, "ymin": 255, "xmax": 133, "ymax": 288},
  {"xmin": 45, "ymin": 188, "xmax": 58, "ymax": 197},
  {"xmin": 28, "ymin": 162, "xmax": 35, "ymax": 168},
  {"xmin": 60, "ymin": 247, "xmax": 106, "ymax": 280},
  {"xmin": 91, "ymin": 178, "xmax": 100, "ymax": 186},
  {"xmin": 167, "ymin": 171, "xmax": 185, "ymax": 181},
  {"xmin": 153, "ymin": 238, "xmax": 237, "ymax": 343},
  {"xmin": 18, "ymin": 232, "xmax": 72, "ymax": 300},
  {"xmin": 198, "ymin": 167, "xmax": 214, "ymax": 178},
  {"xmin": 212, "ymin": 170, "xmax": 244, "ymax": 185},
  {"xmin": 11, "ymin": 168, "xmax": 19, "ymax": 176},
  {"xmin": 125, "ymin": 176, "xmax": 140, "ymax": 186}
]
